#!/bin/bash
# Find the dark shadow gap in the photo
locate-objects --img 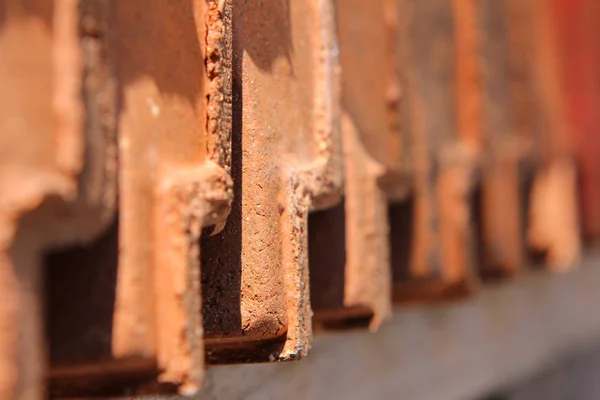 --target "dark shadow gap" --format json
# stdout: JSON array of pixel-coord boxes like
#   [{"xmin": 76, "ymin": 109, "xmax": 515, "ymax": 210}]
[
  {"xmin": 389, "ymin": 198, "xmax": 414, "ymax": 285},
  {"xmin": 45, "ymin": 217, "xmax": 119, "ymax": 366},
  {"xmin": 200, "ymin": 14, "xmax": 243, "ymax": 344},
  {"xmin": 389, "ymin": 197, "xmax": 473, "ymax": 304},
  {"xmin": 472, "ymin": 183, "xmax": 508, "ymax": 283},
  {"xmin": 308, "ymin": 200, "xmax": 347, "ymax": 313},
  {"xmin": 518, "ymin": 167, "xmax": 534, "ymax": 266},
  {"xmin": 308, "ymin": 199, "xmax": 373, "ymax": 330}
]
